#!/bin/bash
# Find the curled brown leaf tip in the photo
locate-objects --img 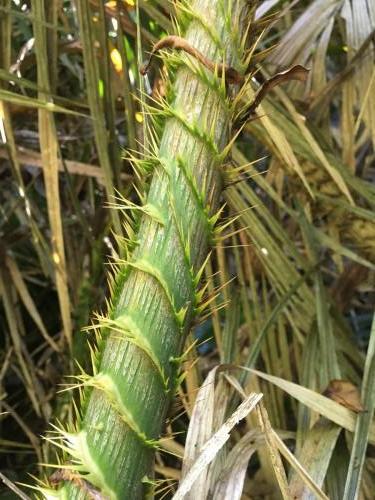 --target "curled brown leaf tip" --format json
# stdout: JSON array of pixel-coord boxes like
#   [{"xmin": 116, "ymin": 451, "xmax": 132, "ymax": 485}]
[
  {"xmin": 140, "ymin": 35, "xmax": 244, "ymax": 84},
  {"xmin": 237, "ymin": 64, "xmax": 309, "ymax": 126},
  {"xmin": 323, "ymin": 379, "xmax": 364, "ymax": 413},
  {"xmin": 139, "ymin": 62, "xmax": 149, "ymax": 76},
  {"xmin": 248, "ymin": 64, "xmax": 309, "ymax": 114}
]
